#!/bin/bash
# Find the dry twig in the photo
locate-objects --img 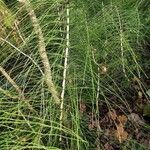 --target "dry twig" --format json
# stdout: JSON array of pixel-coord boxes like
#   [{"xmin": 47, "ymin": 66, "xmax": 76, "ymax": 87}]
[{"xmin": 0, "ymin": 66, "xmax": 24, "ymax": 98}]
